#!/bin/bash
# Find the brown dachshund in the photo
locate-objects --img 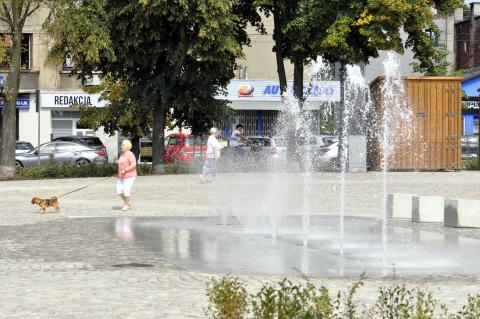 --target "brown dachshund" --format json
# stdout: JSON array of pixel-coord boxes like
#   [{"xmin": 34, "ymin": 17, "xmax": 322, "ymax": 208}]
[{"xmin": 31, "ymin": 196, "xmax": 60, "ymax": 214}]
